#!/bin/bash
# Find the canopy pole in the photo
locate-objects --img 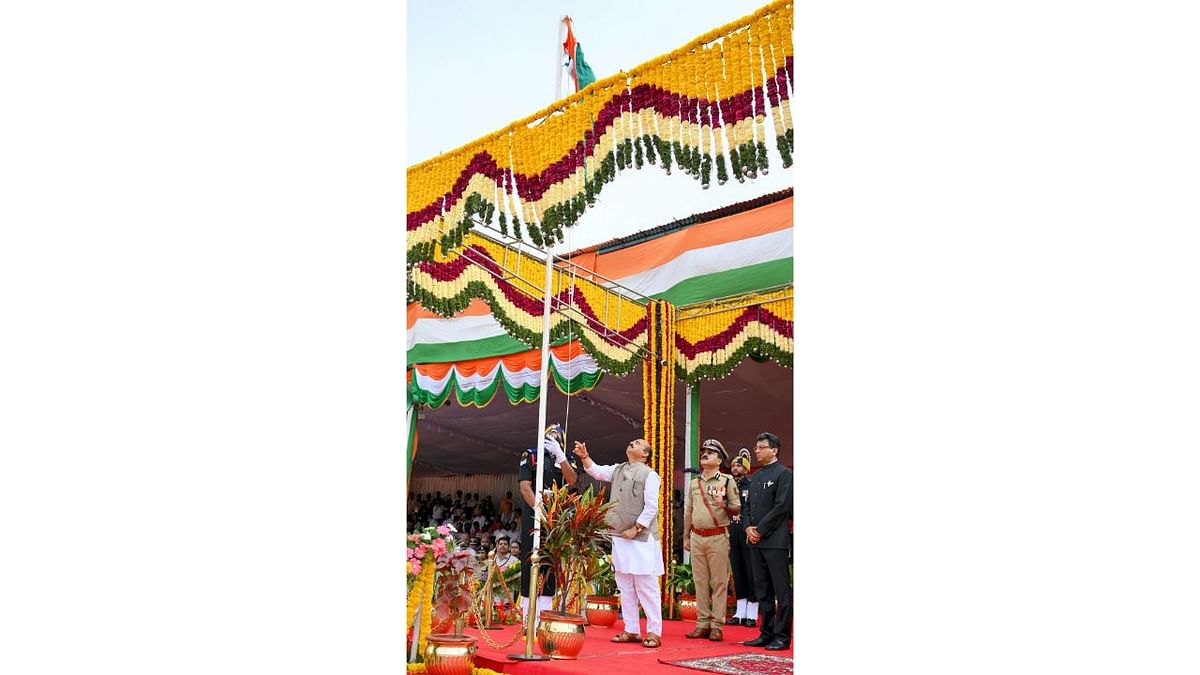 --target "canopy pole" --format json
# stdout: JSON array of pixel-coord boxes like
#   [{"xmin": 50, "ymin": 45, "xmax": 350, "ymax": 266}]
[{"xmin": 406, "ymin": 404, "xmax": 419, "ymax": 483}]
